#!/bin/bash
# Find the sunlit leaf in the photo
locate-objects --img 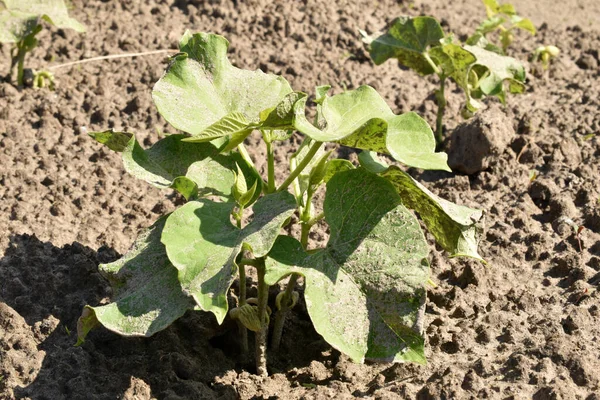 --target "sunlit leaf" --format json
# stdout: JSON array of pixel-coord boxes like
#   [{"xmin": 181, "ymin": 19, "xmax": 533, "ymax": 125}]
[
  {"xmin": 77, "ymin": 216, "xmax": 196, "ymax": 343},
  {"xmin": 293, "ymin": 86, "xmax": 450, "ymax": 171},
  {"xmin": 266, "ymin": 169, "xmax": 429, "ymax": 364},
  {"xmin": 161, "ymin": 191, "xmax": 296, "ymax": 323}
]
